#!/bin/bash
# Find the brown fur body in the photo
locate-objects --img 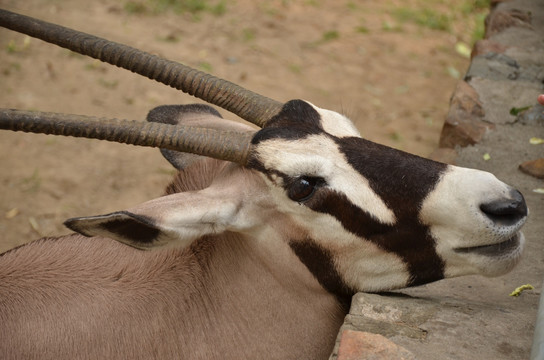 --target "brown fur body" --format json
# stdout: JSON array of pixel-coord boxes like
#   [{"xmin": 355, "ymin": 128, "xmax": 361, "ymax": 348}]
[{"xmin": 0, "ymin": 159, "xmax": 343, "ymax": 360}]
